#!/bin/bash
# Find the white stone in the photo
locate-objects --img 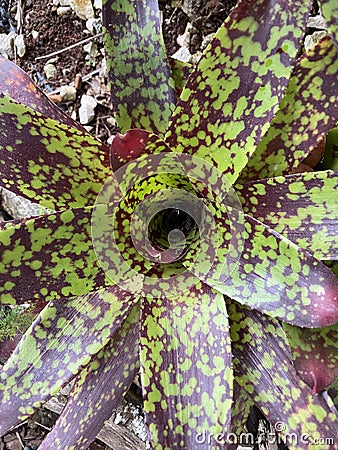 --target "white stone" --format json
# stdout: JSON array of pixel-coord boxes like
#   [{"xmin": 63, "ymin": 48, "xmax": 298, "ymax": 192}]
[
  {"xmin": 31, "ymin": 30, "xmax": 39, "ymax": 40},
  {"xmin": 69, "ymin": 0, "xmax": 94, "ymax": 19},
  {"xmin": 79, "ymin": 94, "xmax": 97, "ymax": 124},
  {"xmin": 307, "ymin": 14, "xmax": 327, "ymax": 30},
  {"xmin": 0, "ymin": 31, "xmax": 16, "ymax": 58},
  {"xmin": 171, "ymin": 46, "xmax": 191, "ymax": 63},
  {"xmin": 60, "ymin": 85, "xmax": 77, "ymax": 102},
  {"xmin": 83, "ymin": 41, "xmax": 98, "ymax": 56},
  {"xmin": 86, "ymin": 17, "xmax": 102, "ymax": 34},
  {"xmin": 304, "ymin": 31, "xmax": 327, "ymax": 51},
  {"xmin": 93, "ymin": 0, "xmax": 102, "ymax": 9},
  {"xmin": 14, "ymin": 34, "xmax": 26, "ymax": 57},
  {"xmin": 57, "ymin": 6, "xmax": 71, "ymax": 15},
  {"xmin": 44, "ymin": 63, "xmax": 57, "ymax": 79}
]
